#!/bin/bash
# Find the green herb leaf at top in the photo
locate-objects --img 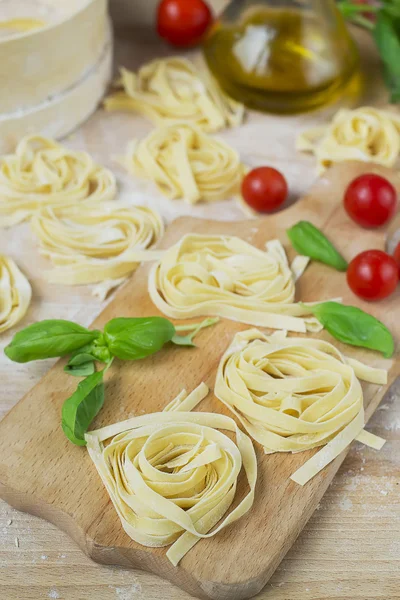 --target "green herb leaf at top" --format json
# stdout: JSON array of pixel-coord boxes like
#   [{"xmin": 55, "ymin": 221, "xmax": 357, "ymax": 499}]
[
  {"xmin": 104, "ymin": 317, "xmax": 175, "ymax": 360},
  {"xmin": 374, "ymin": 11, "xmax": 400, "ymax": 103},
  {"xmin": 61, "ymin": 369, "xmax": 105, "ymax": 446},
  {"xmin": 4, "ymin": 320, "xmax": 101, "ymax": 363},
  {"xmin": 287, "ymin": 221, "xmax": 348, "ymax": 272},
  {"xmin": 304, "ymin": 301, "xmax": 395, "ymax": 358}
]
